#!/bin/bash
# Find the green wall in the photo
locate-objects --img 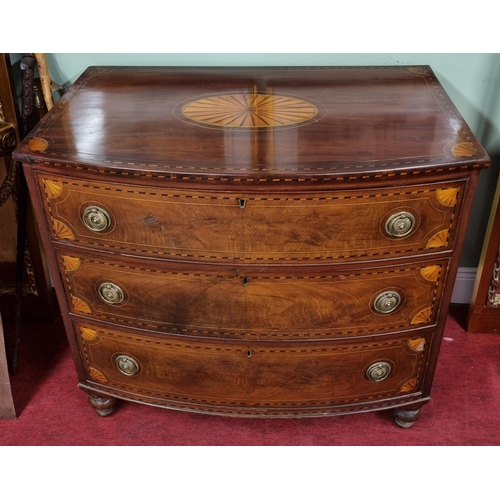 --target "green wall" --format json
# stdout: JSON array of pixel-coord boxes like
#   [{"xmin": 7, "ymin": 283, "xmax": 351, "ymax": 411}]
[{"xmin": 11, "ymin": 53, "xmax": 500, "ymax": 267}]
